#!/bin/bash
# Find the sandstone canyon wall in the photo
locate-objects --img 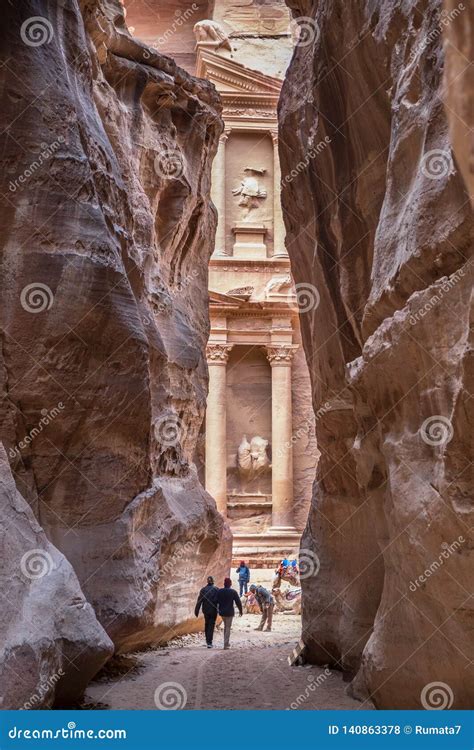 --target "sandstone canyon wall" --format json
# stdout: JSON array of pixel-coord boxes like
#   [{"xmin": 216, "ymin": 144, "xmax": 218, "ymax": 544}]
[
  {"xmin": 280, "ymin": 0, "xmax": 473, "ymax": 708},
  {"xmin": 0, "ymin": 0, "xmax": 230, "ymax": 707}
]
